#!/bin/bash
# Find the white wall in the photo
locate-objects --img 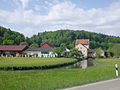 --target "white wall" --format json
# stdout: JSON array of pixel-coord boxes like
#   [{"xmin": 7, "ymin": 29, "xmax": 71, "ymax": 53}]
[
  {"xmin": 75, "ymin": 44, "xmax": 88, "ymax": 58},
  {"xmin": 23, "ymin": 51, "xmax": 57, "ymax": 57}
]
